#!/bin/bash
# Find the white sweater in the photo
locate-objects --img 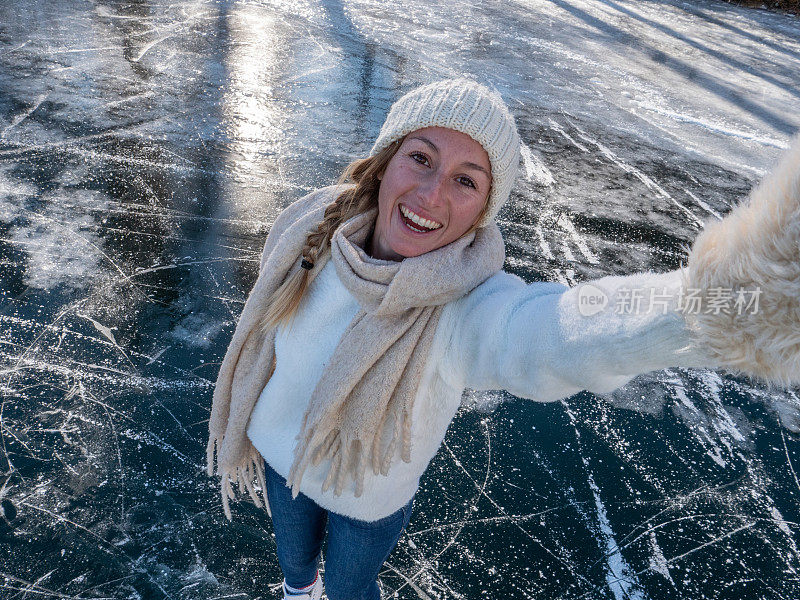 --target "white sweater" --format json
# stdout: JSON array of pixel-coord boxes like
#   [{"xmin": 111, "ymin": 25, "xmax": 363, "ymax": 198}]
[{"xmin": 246, "ymin": 260, "xmax": 712, "ymax": 521}]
